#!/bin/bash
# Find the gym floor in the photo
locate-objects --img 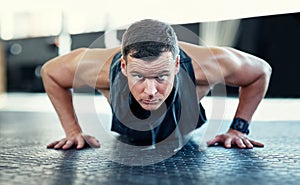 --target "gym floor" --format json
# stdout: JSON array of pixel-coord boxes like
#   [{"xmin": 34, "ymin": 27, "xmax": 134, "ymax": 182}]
[{"xmin": 1, "ymin": 93, "xmax": 300, "ymax": 185}]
